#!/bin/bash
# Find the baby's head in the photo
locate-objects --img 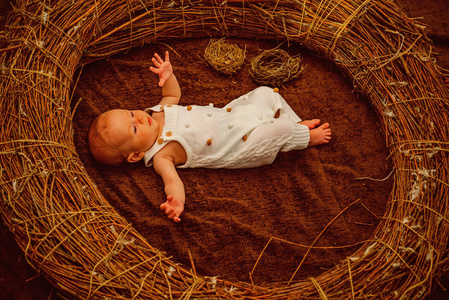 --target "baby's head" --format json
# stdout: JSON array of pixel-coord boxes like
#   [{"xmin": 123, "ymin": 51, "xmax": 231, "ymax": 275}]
[{"xmin": 88, "ymin": 109, "xmax": 158, "ymax": 166}]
